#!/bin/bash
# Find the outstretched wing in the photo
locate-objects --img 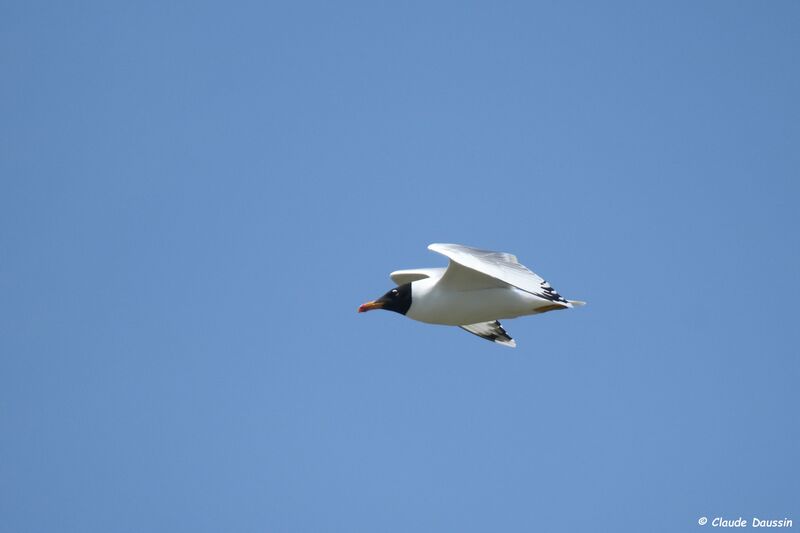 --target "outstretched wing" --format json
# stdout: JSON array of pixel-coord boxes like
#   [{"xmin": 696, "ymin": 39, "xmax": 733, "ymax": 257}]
[
  {"xmin": 428, "ymin": 243, "xmax": 570, "ymax": 304},
  {"xmin": 389, "ymin": 267, "xmax": 445, "ymax": 286},
  {"xmin": 459, "ymin": 320, "xmax": 516, "ymax": 348}
]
